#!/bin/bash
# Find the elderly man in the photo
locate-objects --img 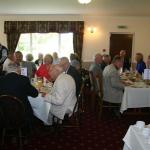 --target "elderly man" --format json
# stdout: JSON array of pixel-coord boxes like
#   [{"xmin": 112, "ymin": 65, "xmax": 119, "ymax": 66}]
[
  {"xmin": 120, "ymin": 50, "xmax": 131, "ymax": 71},
  {"xmin": 89, "ymin": 53, "xmax": 103, "ymax": 111},
  {"xmin": 0, "ymin": 63, "xmax": 38, "ymax": 126},
  {"xmin": 0, "ymin": 43, "xmax": 8, "ymax": 75},
  {"xmin": 103, "ymin": 55, "xmax": 124, "ymax": 116},
  {"xmin": 89, "ymin": 53, "xmax": 103, "ymax": 92},
  {"xmin": 101, "ymin": 54, "xmax": 111, "ymax": 71},
  {"xmin": 59, "ymin": 57, "xmax": 82, "ymax": 97},
  {"xmin": 89, "ymin": 53, "xmax": 103, "ymax": 77},
  {"xmin": 44, "ymin": 64, "xmax": 77, "ymax": 125},
  {"xmin": 14, "ymin": 51, "xmax": 26, "ymax": 66},
  {"xmin": 3, "ymin": 51, "xmax": 14, "ymax": 73}
]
